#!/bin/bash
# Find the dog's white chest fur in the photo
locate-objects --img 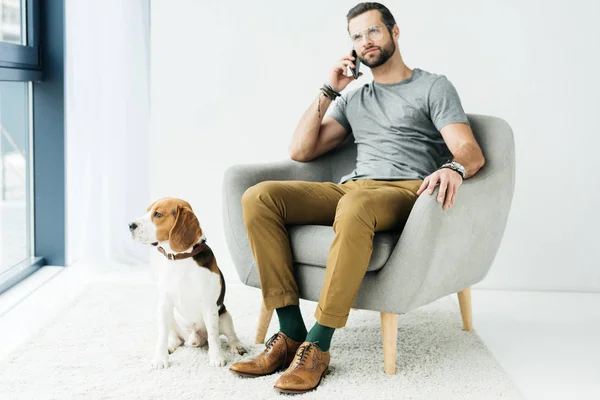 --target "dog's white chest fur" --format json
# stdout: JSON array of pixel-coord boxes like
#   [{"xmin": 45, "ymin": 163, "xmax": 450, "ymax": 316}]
[
  {"xmin": 151, "ymin": 248, "xmax": 246, "ymax": 369},
  {"xmin": 158, "ymin": 256, "xmax": 220, "ymax": 325}
]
